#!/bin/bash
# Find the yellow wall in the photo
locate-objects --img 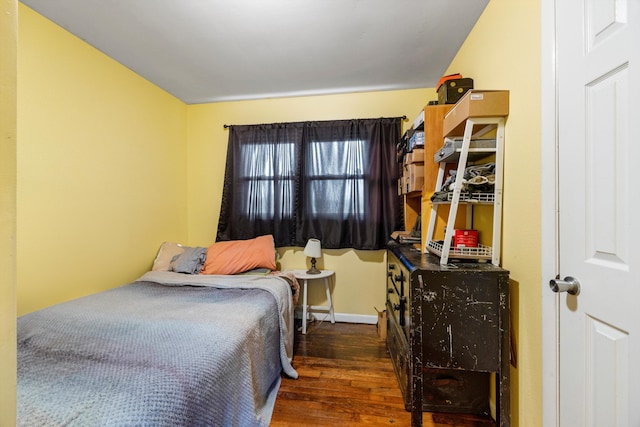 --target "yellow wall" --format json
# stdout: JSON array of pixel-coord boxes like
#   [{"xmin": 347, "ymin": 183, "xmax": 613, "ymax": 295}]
[
  {"xmin": 17, "ymin": 2, "xmax": 435, "ymax": 321},
  {"xmin": 1, "ymin": 0, "xmax": 17, "ymax": 424},
  {"xmin": 17, "ymin": 4, "xmax": 189, "ymax": 315},
  {"xmin": 445, "ymin": 0, "xmax": 542, "ymax": 425},
  {"xmin": 186, "ymin": 90, "xmax": 434, "ymax": 317}
]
